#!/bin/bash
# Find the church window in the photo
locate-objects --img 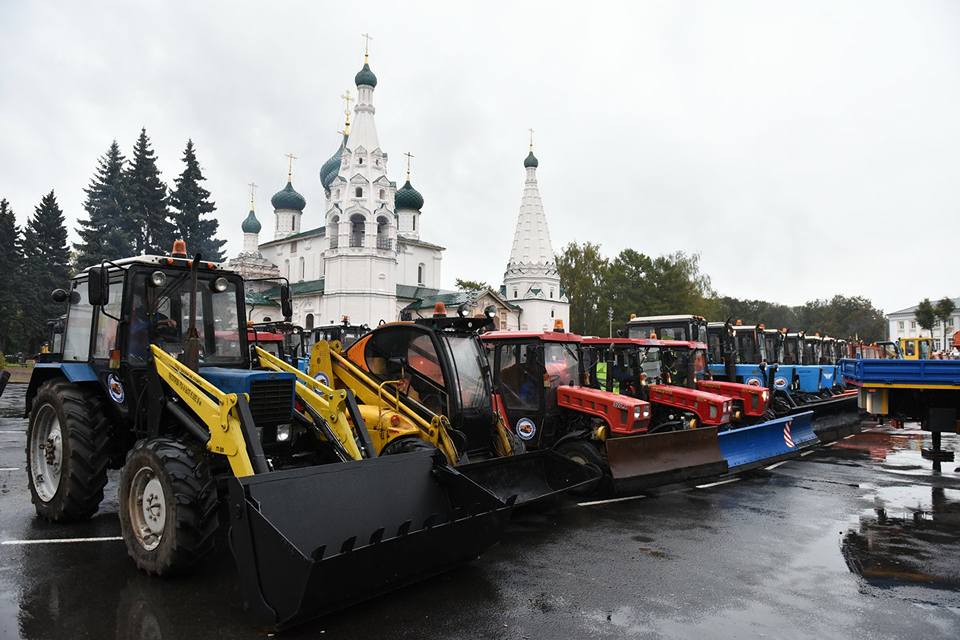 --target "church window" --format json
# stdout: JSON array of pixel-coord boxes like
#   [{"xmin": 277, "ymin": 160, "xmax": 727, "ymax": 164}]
[
  {"xmin": 329, "ymin": 216, "xmax": 339, "ymax": 249},
  {"xmin": 513, "ymin": 289, "xmax": 518, "ymax": 299},
  {"xmin": 305, "ymin": 313, "xmax": 315, "ymax": 330},
  {"xmin": 376, "ymin": 216, "xmax": 391, "ymax": 250},
  {"xmin": 284, "ymin": 259, "xmax": 290, "ymax": 279},
  {"xmin": 299, "ymin": 257, "xmax": 305, "ymax": 281},
  {"xmin": 375, "ymin": 159, "xmax": 380, "ymax": 166},
  {"xmin": 417, "ymin": 263, "xmax": 425, "ymax": 286},
  {"xmin": 549, "ymin": 288, "xmax": 554, "ymax": 299},
  {"xmin": 550, "ymin": 308, "xmax": 555, "ymax": 318},
  {"xmin": 379, "ymin": 189, "xmax": 385, "ymax": 200},
  {"xmin": 291, "ymin": 217, "xmax": 296, "ymax": 231},
  {"xmin": 355, "ymin": 187, "xmax": 363, "ymax": 198},
  {"xmin": 290, "ymin": 241, "xmax": 297, "ymax": 254},
  {"xmin": 350, "ymin": 214, "xmax": 365, "ymax": 247},
  {"xmin": 358, "ymin": 157, "xmax": 363, "ymax": 165},
  {"xmin": 412, "ymin": 214, "xmax": 416, "ymax": 231}
]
